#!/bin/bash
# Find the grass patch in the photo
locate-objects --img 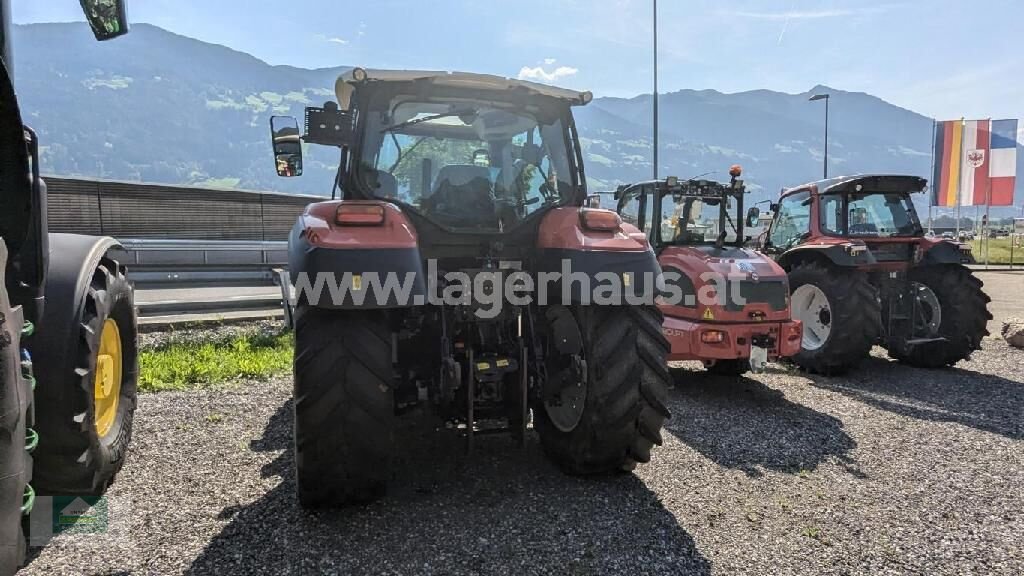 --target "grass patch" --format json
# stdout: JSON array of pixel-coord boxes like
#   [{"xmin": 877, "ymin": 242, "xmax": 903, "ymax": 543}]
[
  {"xmin": 968, "ymin": 237, "xmax": 1024, "ymax": 265},
  {"xmin": 139, "ymin": 331, "xmax": 293, "ymax": 392}
]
